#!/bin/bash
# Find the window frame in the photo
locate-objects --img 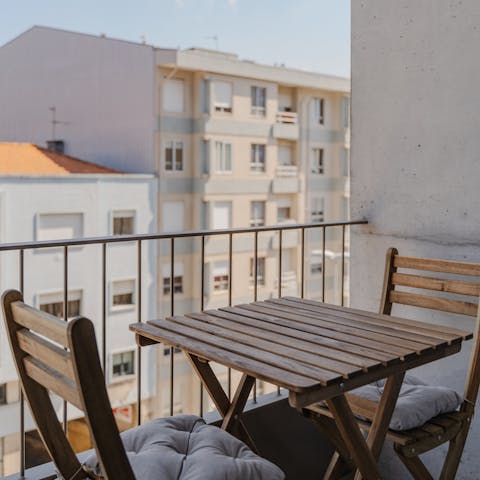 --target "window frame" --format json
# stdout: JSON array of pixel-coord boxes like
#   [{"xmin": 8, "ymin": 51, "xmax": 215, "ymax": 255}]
[
  {"xmin": 313, "ymin": 98, "xmax": 325, "ymax": 125},
  {"xmin": 212, "ymin": 260, "xmax": 229, "ymax": 293},
  {"xmin": 249, "ymin": 256, "xmax": 266, "ymax": 286},
  {"xmin": 212, "ymin": 201, "xmax": 232, "ymax": 230},
  {"xmin": 110, "ymin": 348, "xmax": 136, "ymax": 383},
  {"xmin": 214, "ymin": 141, "xmax": 232, "ymax": 174},
  {"xmin": 251, "ymin": 86, "xmax": 266, "ymax": 116},
  {"xmin": 37, "ymin": 289, "xmax": 83, "ymax": 320},
  {"xmin": 250, "ymin": 144, "xmax": 266, "ymax": 173},
  {"xmin": 311, "ymin": 197, "xmax": 325, "ymax": 223},
  {"xmin": 250, "ymin": 201, "xmax": 266, "ymax": 227},
  {"xmin": 36, "ymin": 212, "xmax": 84, "ymax": 242},
  {"xmin": 311, "ymin": 148, "xmax": 324, "ymax": 175},
  {"xmin": 112, "ymin": 209, "xmax": 136, "ymax": 236},
  {"xmin": 110, "ymin": 278, "xmax": 136, "ymax": 311},
  {"xmin": 212, "ymin": 80, "xmax": 233, "ymax": 113},
  {"xmin": 164, "ymin": 140, "xmax": 184, "ymax": 172},
  {"xmin": 162, "ymin": 78, "xmax": 185, "ymax": 113}
]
